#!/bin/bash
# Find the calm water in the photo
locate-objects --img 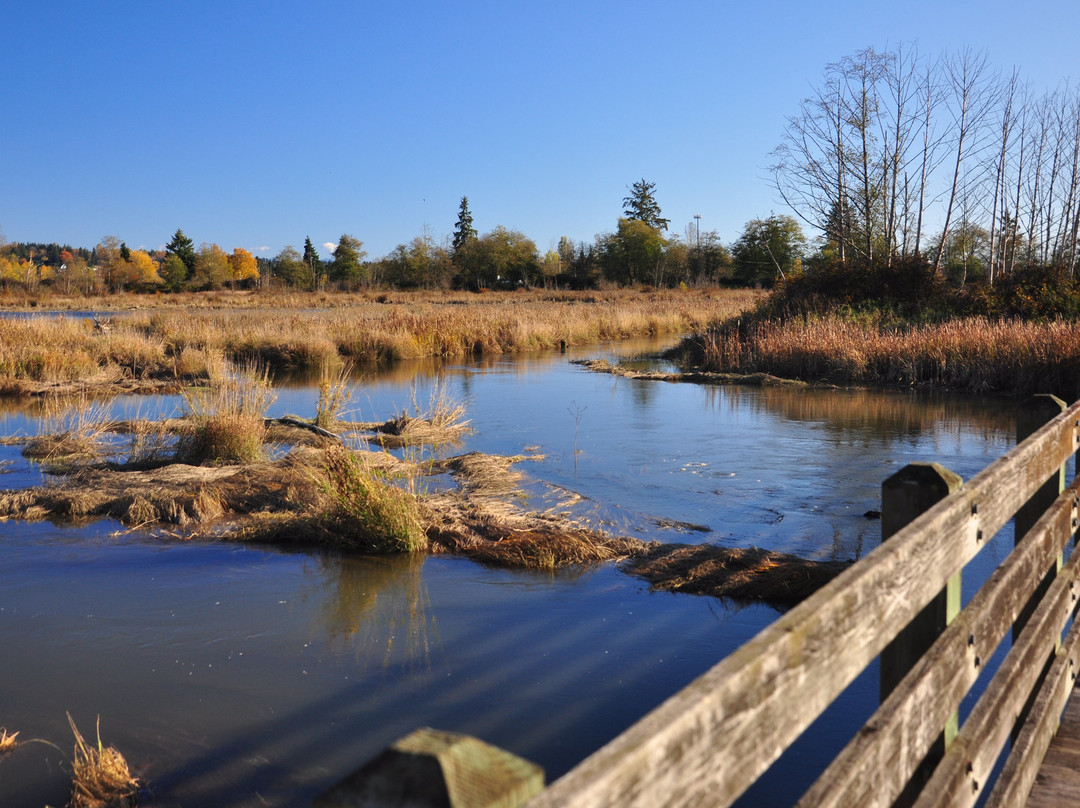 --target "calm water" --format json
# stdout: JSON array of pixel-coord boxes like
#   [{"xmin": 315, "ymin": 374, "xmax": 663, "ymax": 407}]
[{"xmin": 0, "ymin": 338, "xmax": 1018, "ymax": 807}]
